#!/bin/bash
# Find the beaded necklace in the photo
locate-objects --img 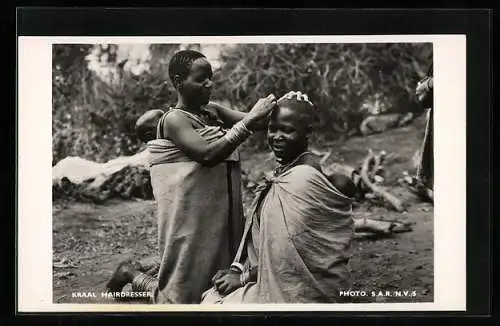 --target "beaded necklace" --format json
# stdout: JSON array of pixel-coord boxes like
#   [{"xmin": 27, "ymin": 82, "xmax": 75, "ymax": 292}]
[{"xmin": 273, "ymin": 151, "xmax": 312, "ymax": 177}]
